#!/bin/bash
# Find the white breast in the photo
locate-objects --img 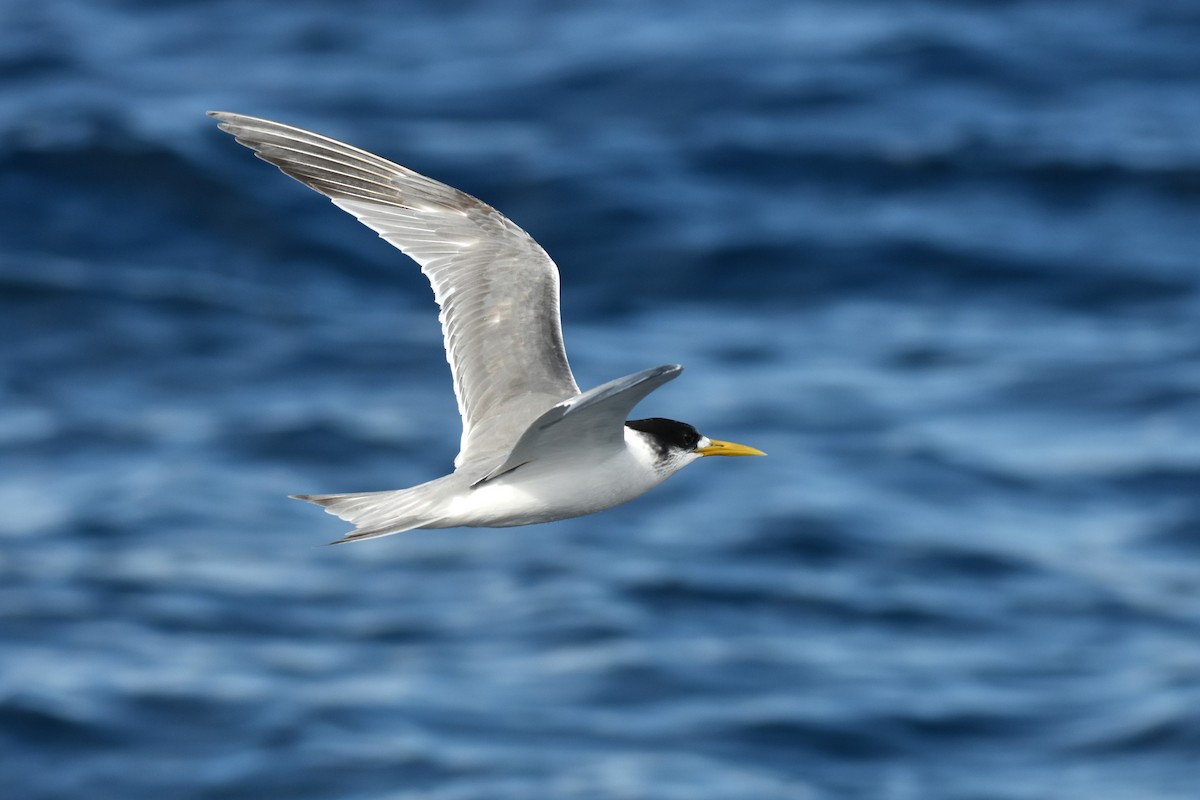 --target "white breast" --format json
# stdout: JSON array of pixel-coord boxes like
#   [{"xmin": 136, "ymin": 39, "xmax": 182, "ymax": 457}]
[{"xmin": 445, "ymin": 427, "xmax": 693, "ymax": 527}]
